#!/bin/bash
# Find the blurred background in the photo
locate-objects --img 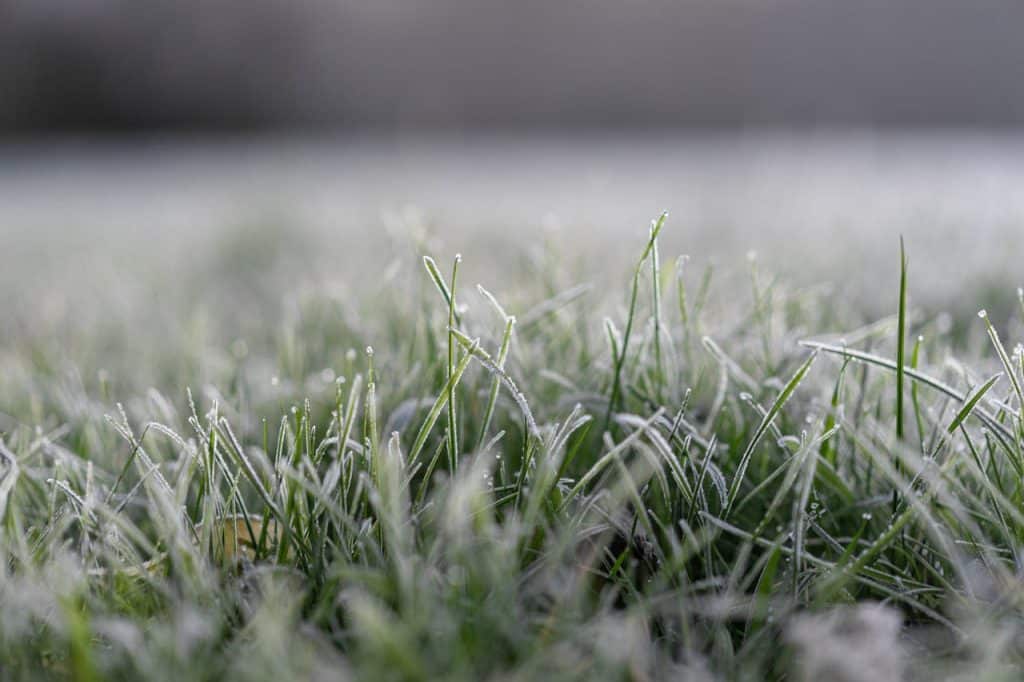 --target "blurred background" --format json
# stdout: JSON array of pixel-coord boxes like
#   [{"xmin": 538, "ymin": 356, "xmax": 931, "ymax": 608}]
[
  {"xmin": 3, "ymin": 0, "xmax": 1024, "ymax": 325},
  {"xmin": 6, "ymin": 0, "xmax": 1024, "ymax": 131}
]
